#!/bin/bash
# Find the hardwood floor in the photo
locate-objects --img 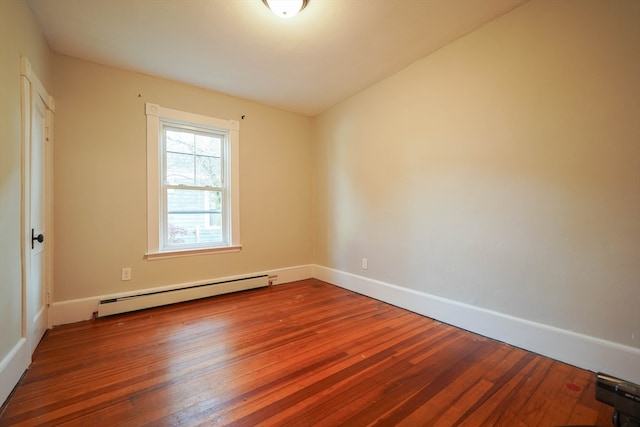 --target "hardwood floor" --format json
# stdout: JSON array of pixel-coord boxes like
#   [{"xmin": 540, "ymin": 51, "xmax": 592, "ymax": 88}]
[{"xmin": 1, "ymin": 279, "xmax": 614, "ymax": 426}]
